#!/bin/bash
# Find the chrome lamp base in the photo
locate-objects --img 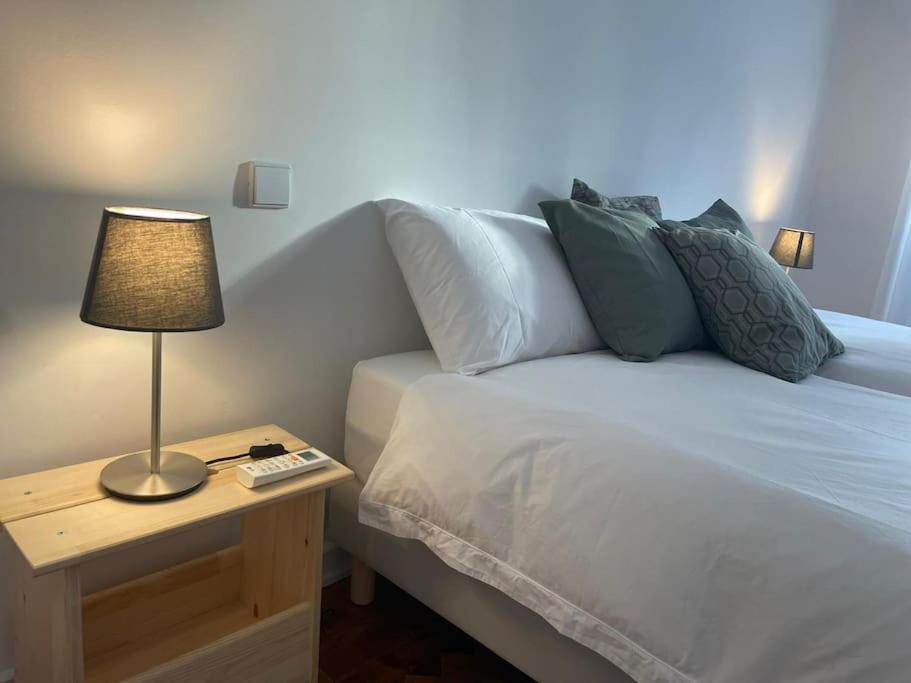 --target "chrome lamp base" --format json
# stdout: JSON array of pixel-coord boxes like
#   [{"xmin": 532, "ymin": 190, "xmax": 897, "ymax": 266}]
[
  {"xmin": 100, "ymin": 450, "xmax": 209, "ymax": 501},
  {"xmin": 102, "ymin": 332, "xmax": 210, "ymax": 502}
]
